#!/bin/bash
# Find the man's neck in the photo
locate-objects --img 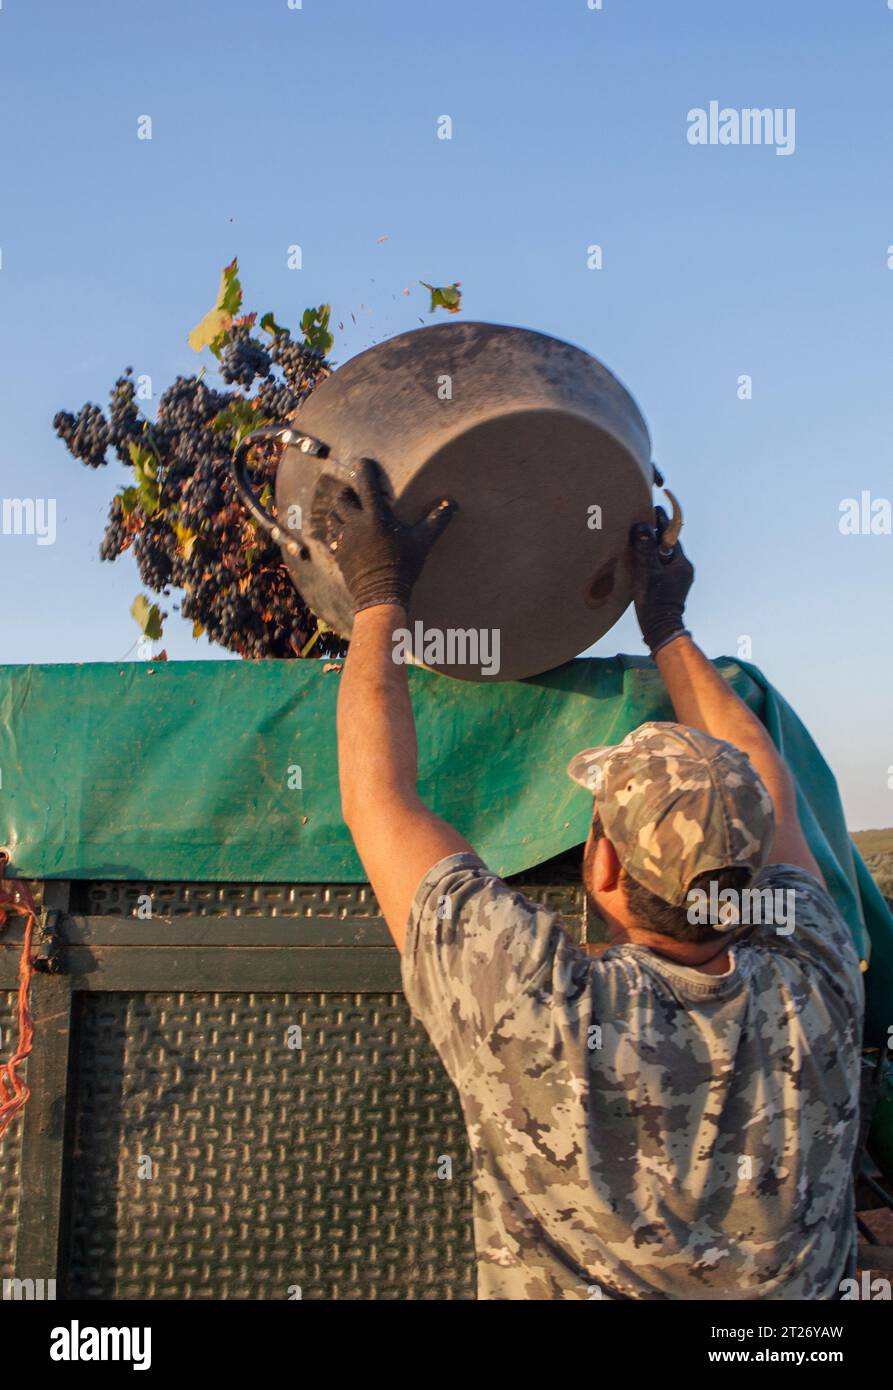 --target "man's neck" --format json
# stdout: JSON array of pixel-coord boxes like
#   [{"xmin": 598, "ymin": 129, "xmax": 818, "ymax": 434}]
[{"xmin": 587, "ymin": 926, "xmax": 733, "ymax": 975}]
